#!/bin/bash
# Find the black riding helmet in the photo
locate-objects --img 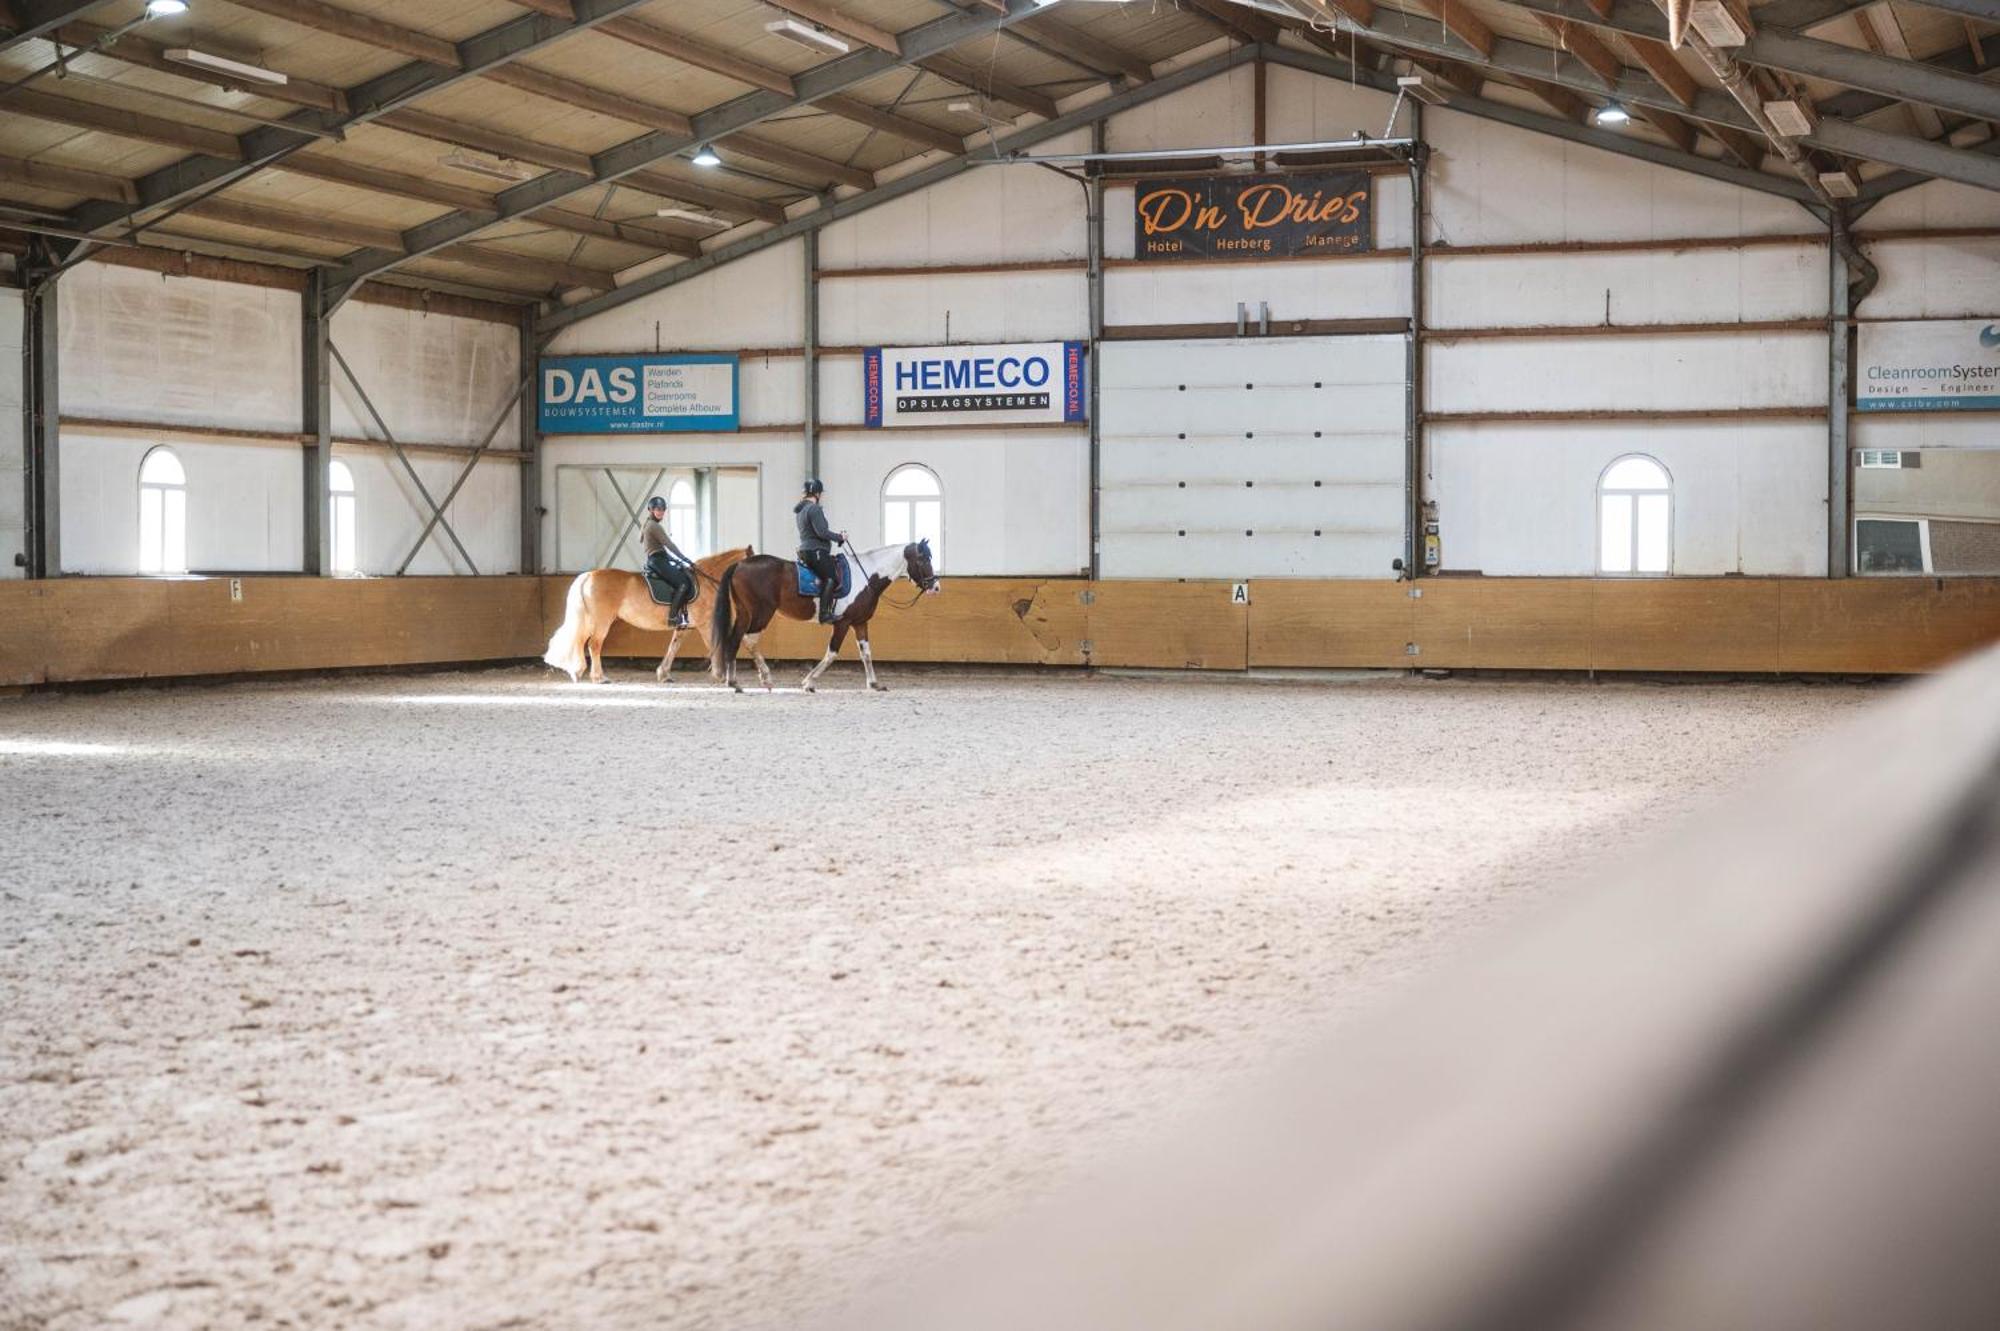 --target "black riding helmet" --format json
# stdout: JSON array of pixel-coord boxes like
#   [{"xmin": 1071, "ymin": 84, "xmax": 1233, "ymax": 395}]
[
  {"xmin": 645, "ymin": 495, "xmax": 667, "ymax": 512},
  {"xmin": 802, "ymin": 479, "xmax": 824, "ymax": 497}
]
